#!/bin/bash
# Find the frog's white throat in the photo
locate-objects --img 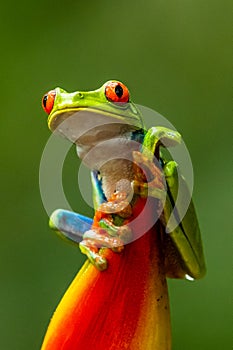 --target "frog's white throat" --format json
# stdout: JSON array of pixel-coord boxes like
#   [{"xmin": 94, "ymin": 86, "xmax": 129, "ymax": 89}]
[
  {"xmin": 75, "ymin": 130, "xmax": 139, "ymax": 200},
  {"xmin": 75, "ymin": 130, "xmax": 139, "ymax": 170},
  {"xmin": 52, "ymin": 109, "xmax": 141, "ymax": 197}
]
